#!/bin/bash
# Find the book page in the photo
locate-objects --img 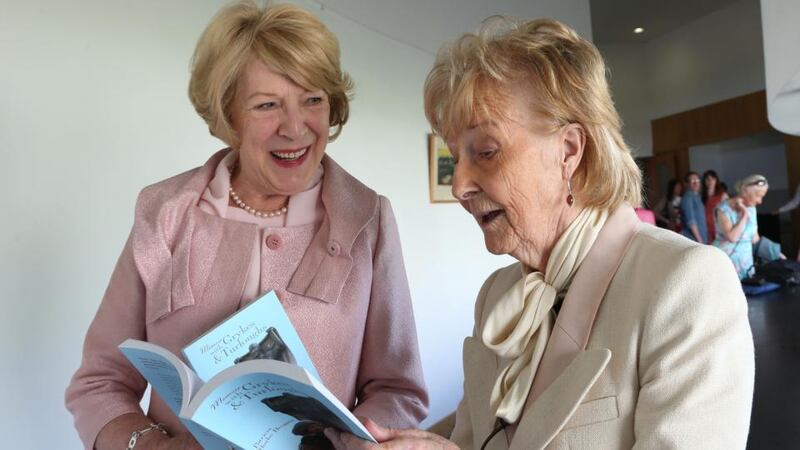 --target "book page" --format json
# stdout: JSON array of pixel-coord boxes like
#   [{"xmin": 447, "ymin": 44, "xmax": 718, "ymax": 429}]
[
  {"xmin": 119, "ymin": 339, "xmax": 198, "ymax": 414},
  {"xmin": 182, "ymin": 291, "xmax": 319, "ymax": 382},
  {"xmin": 186, "ymin": 360, "xmax": 374, "ymax": 449},
  {"xmin": 119, "ymin": 340, "xmax": 240, "ymax": 450}
]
